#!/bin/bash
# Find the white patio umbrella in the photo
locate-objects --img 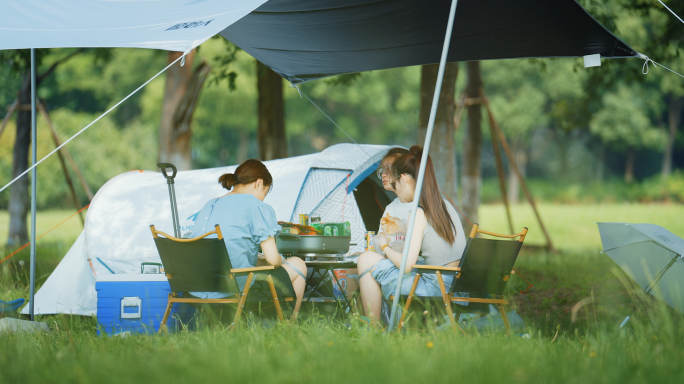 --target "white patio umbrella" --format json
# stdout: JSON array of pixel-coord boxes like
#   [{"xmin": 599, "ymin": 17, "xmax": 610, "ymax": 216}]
[{"xmin": 598, "ymin": 222, "xmax": 684, "ymax": 315}]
